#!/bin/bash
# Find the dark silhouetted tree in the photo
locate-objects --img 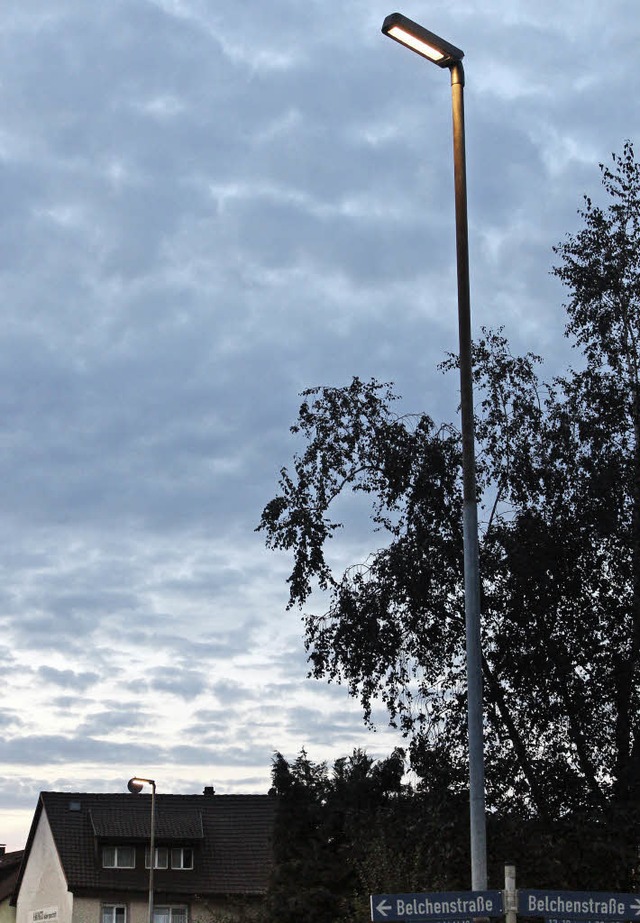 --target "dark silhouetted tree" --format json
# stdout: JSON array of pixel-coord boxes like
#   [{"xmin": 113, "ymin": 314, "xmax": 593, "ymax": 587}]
[{"xmin": 258, "ymin": 143, "xmax": 640, "ymax": 824}]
